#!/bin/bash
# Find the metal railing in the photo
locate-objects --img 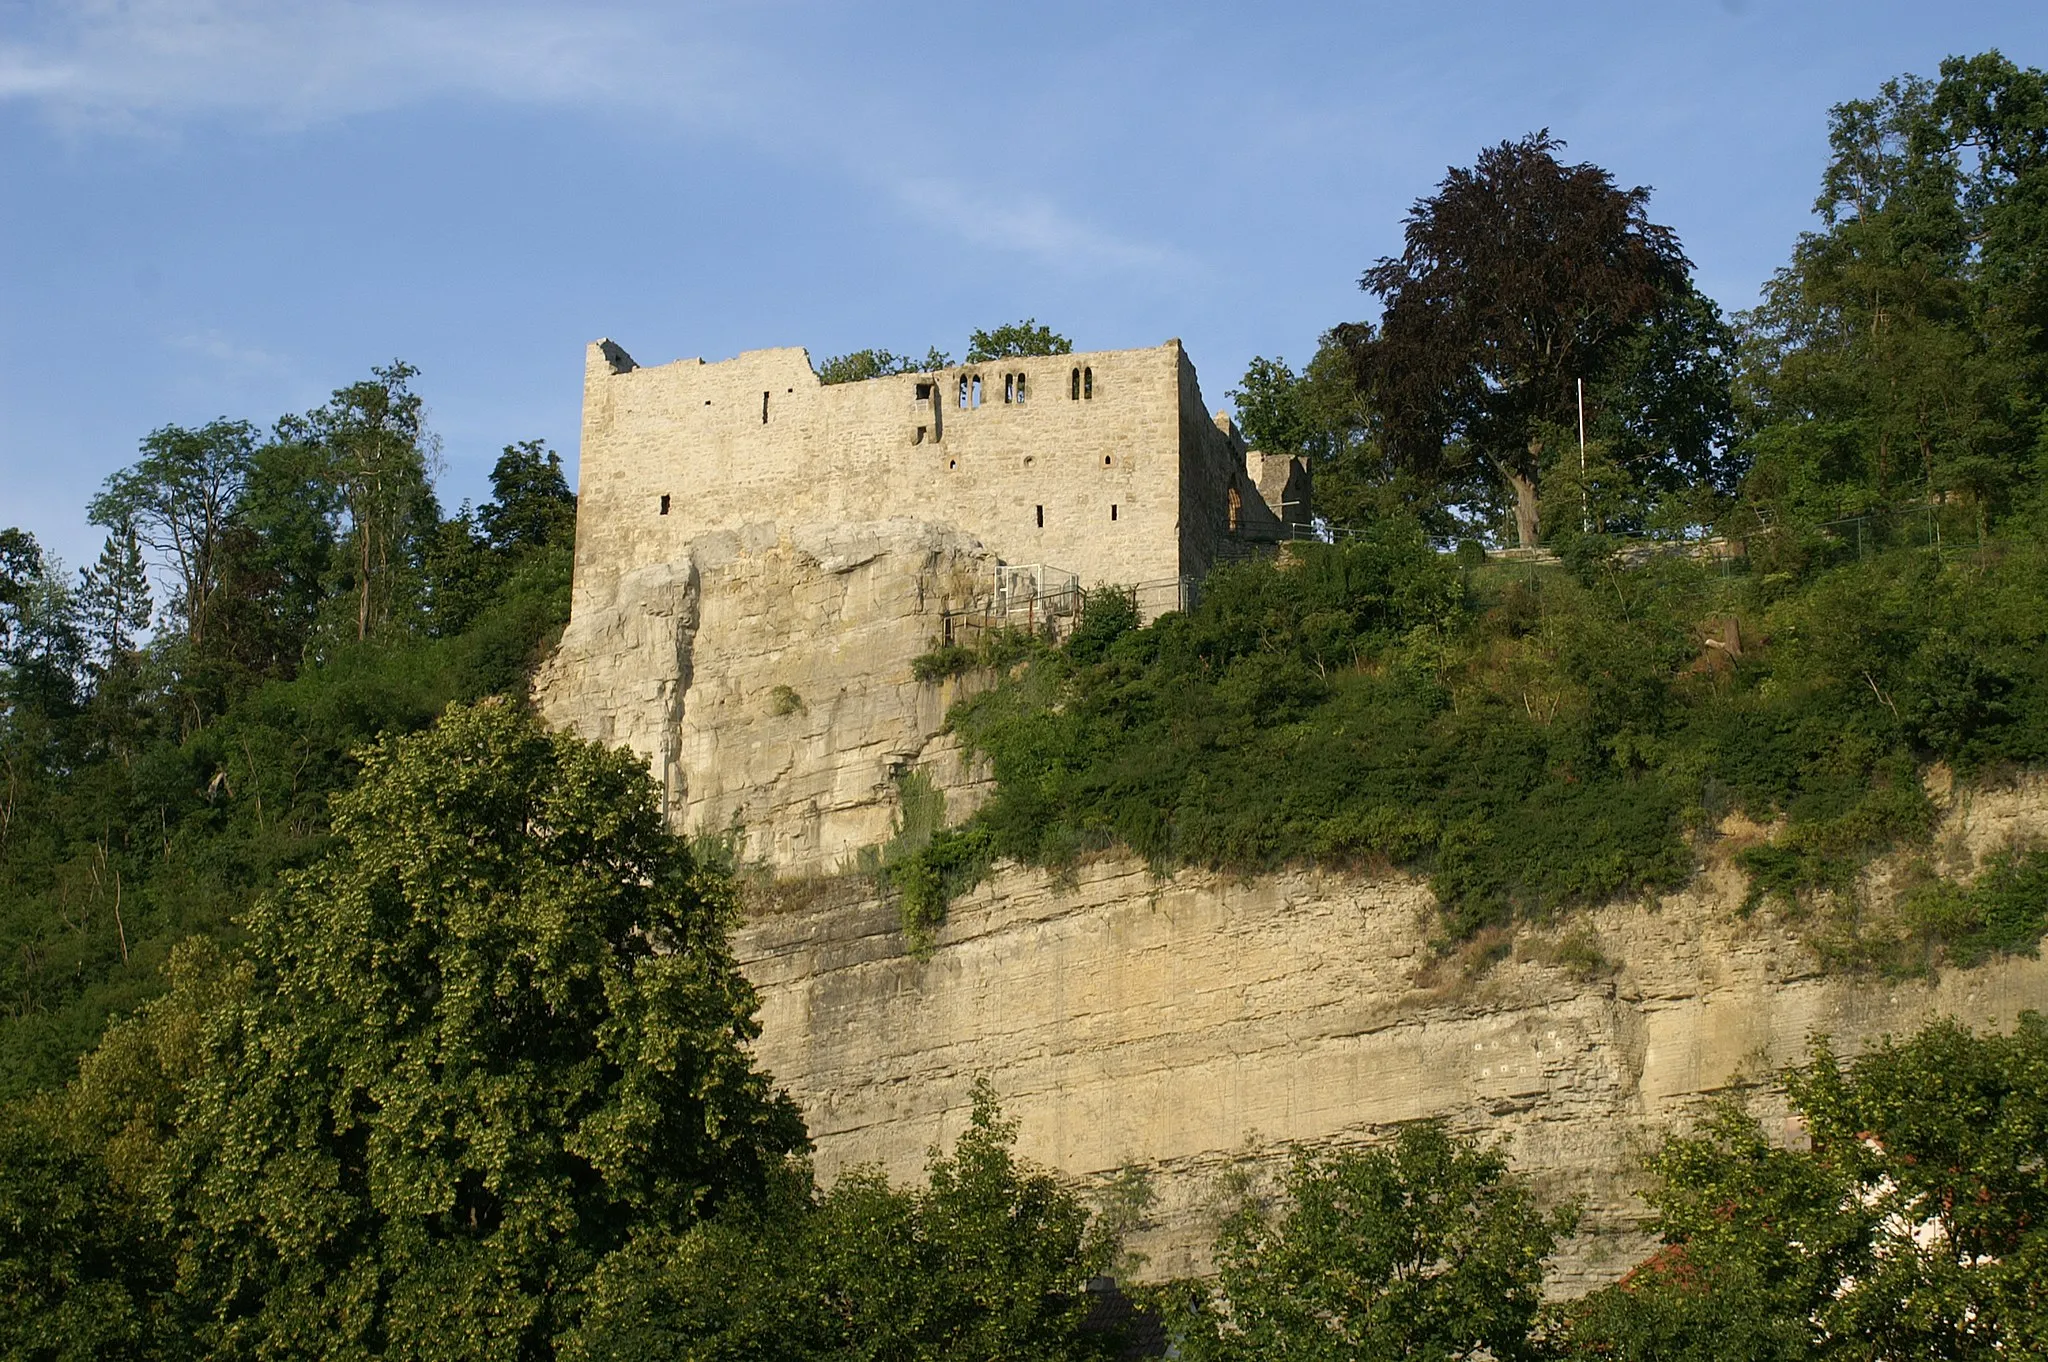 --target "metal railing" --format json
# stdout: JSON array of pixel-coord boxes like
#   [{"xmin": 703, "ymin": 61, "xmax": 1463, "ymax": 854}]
[{"xmin": 937, "ymin": 566, "xmax": 1198, "ymax": 646}]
